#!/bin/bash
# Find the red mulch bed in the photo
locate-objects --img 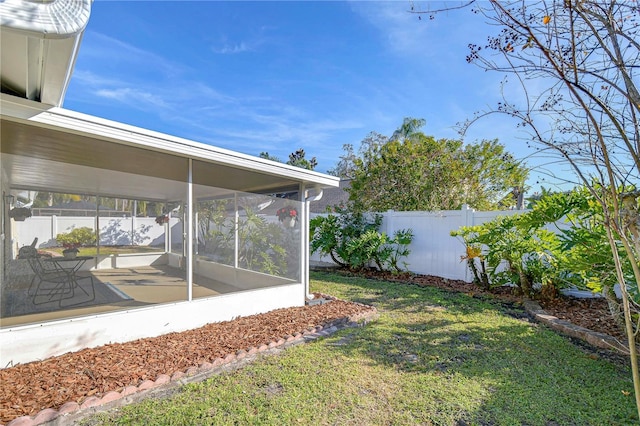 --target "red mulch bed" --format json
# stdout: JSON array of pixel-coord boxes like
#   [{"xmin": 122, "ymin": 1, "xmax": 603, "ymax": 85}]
[
  {"xmin": 0, "ymin": 298, "xmax": 374, "ymax": 423},
  {"xmin": 540, "ymin": 296, "xmax": 627, "ymax": 342},
  {"xmin": 0, "ymin": 272, "xmax": 629, "ymax": 424}
]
